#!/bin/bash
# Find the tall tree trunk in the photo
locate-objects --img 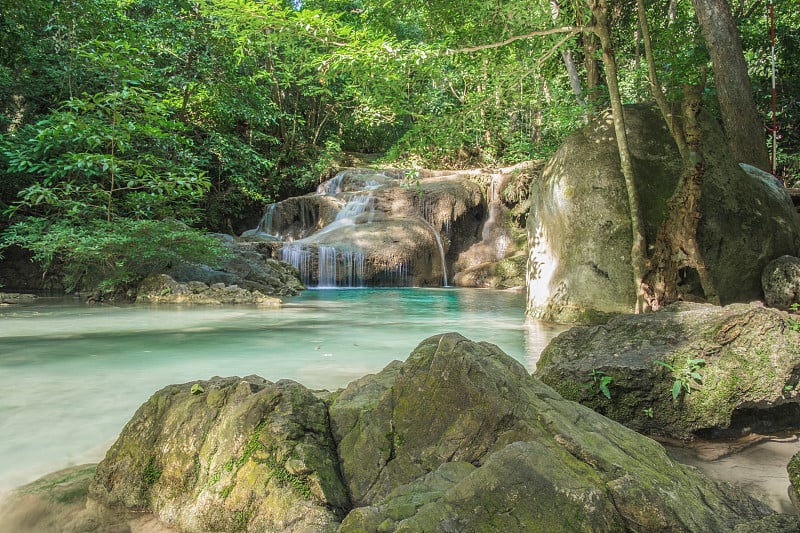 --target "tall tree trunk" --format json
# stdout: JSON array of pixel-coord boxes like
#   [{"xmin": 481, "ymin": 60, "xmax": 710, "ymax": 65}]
[
  {"xmin": 637, "ymin": 0, "xmax": 719, "ymax": 308},
  {"xmin": 590, "ymin": 0, "xmax": 649, "ymax": 313},
  {"xmin": 582, "ymin": 28, "xmax": 601, "ymax": 101},
  {"xmin": 691, "ymin": 0, "xmax": 769, "ymax": 170},
  {"xmin": 550, "ymin": 1, "xmax": 586, "ymax": 107}
]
